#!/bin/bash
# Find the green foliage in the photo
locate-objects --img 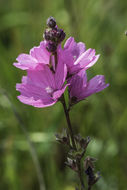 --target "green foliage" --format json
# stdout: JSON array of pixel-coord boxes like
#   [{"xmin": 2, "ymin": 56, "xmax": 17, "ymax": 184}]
[{"xmin": 0, "ymin": 0, "xmax": 127, "ymax": 189}]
